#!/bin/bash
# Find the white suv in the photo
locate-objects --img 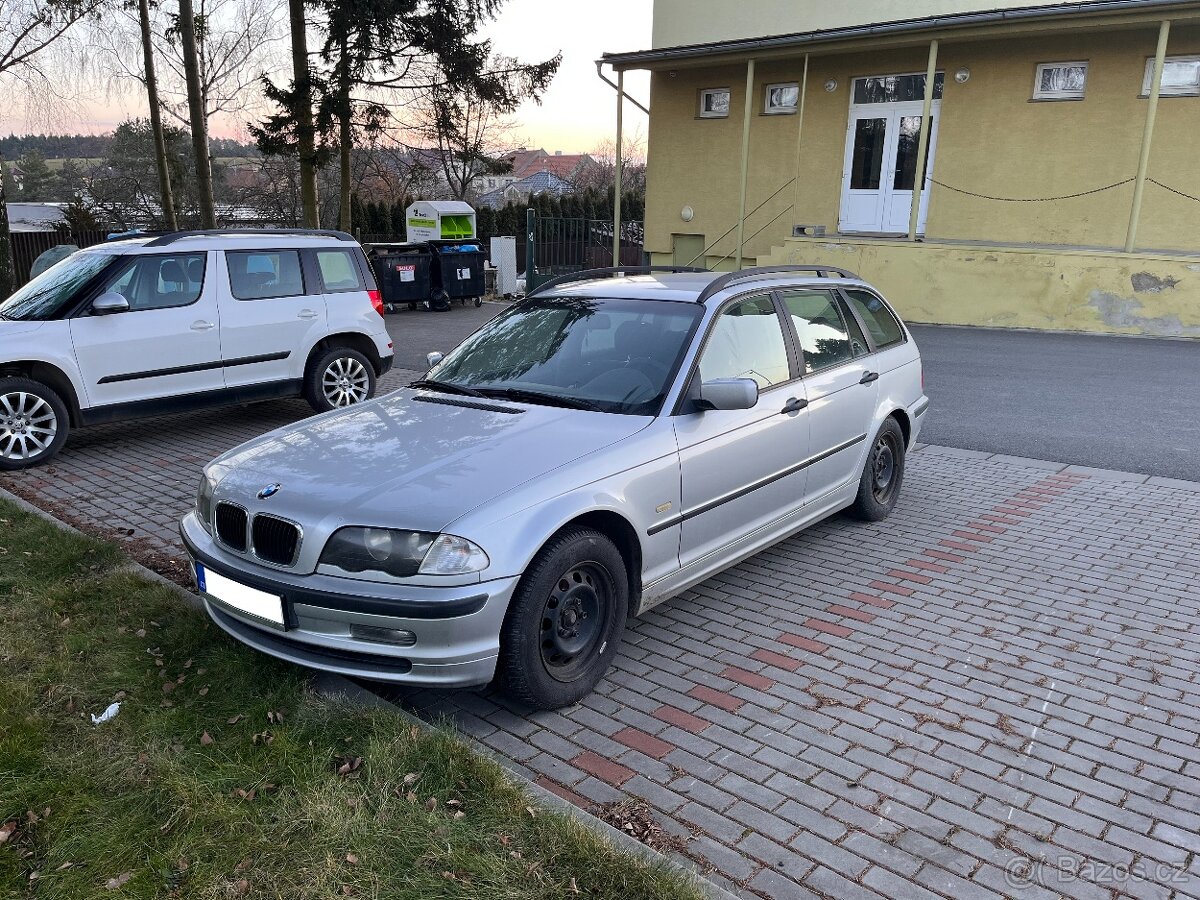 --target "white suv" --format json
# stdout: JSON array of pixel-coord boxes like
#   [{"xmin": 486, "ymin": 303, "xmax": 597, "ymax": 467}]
[{"xmin": 0, "ymin": 229, "xmax": 394, "ymax": 469}]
